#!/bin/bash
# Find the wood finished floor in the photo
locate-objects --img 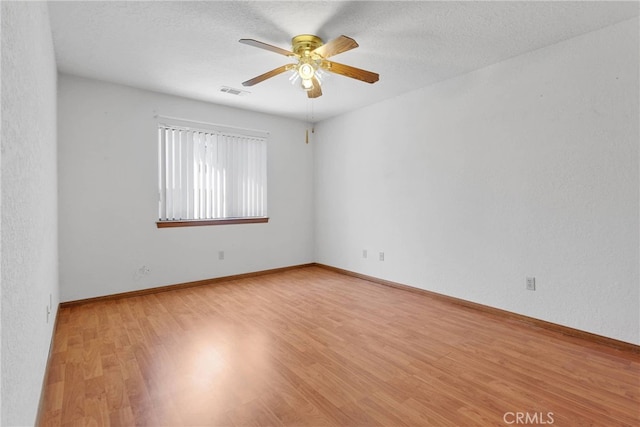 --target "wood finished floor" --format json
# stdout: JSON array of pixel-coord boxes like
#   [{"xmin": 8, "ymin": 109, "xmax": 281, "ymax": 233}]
[{"xmin": 40, "ymin": 266, "xmax": 639, "ymax": 426}]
